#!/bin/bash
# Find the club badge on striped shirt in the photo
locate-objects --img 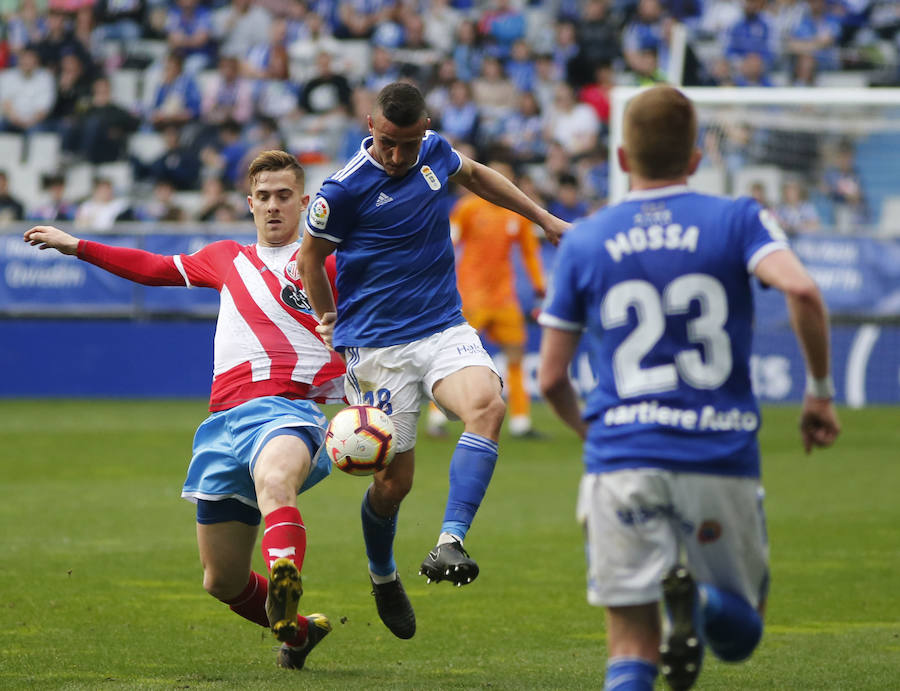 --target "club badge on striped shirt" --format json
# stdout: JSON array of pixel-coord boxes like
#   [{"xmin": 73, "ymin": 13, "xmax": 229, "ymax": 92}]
[{"xmin": 285, "ymin": 252, "xmax": 301, "ymax": 281}]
